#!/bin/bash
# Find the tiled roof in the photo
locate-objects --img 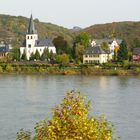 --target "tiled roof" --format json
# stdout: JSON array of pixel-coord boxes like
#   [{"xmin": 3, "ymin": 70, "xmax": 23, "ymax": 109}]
[
  {"xmin": 27, "ymin": 14, "xmax": 37, "ymax": 34},
  {"xmin": 84, "ymin": 45, "xmax": 109, "ymax": 54},
  {"xmin": 133, "ymin": 48, "xmax": 140, "ymax": 55},
  {"xmin": 35, "ymin": 38, "xmax": 54, "ymax": 47}
]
